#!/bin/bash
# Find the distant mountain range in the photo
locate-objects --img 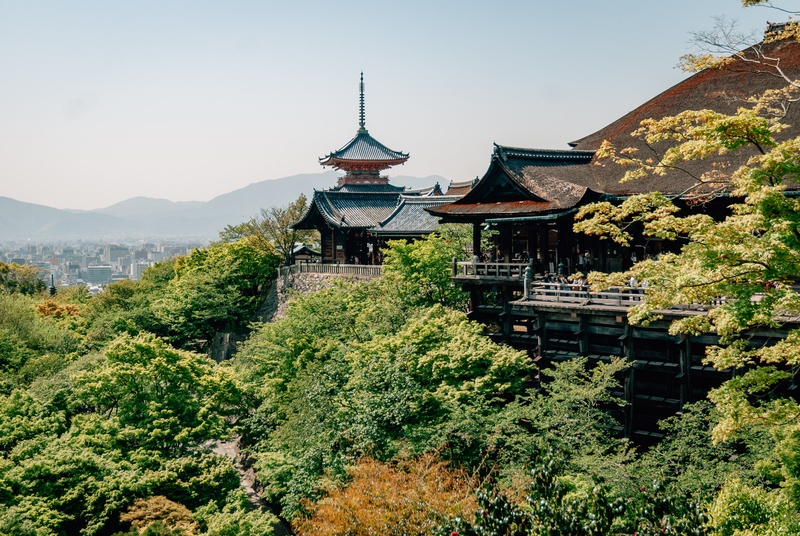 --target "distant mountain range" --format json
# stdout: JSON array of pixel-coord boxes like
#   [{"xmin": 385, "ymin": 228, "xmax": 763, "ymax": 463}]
[{"xmin": 0, "ymin": 172, "xmax": 449, "ymax": 241}]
